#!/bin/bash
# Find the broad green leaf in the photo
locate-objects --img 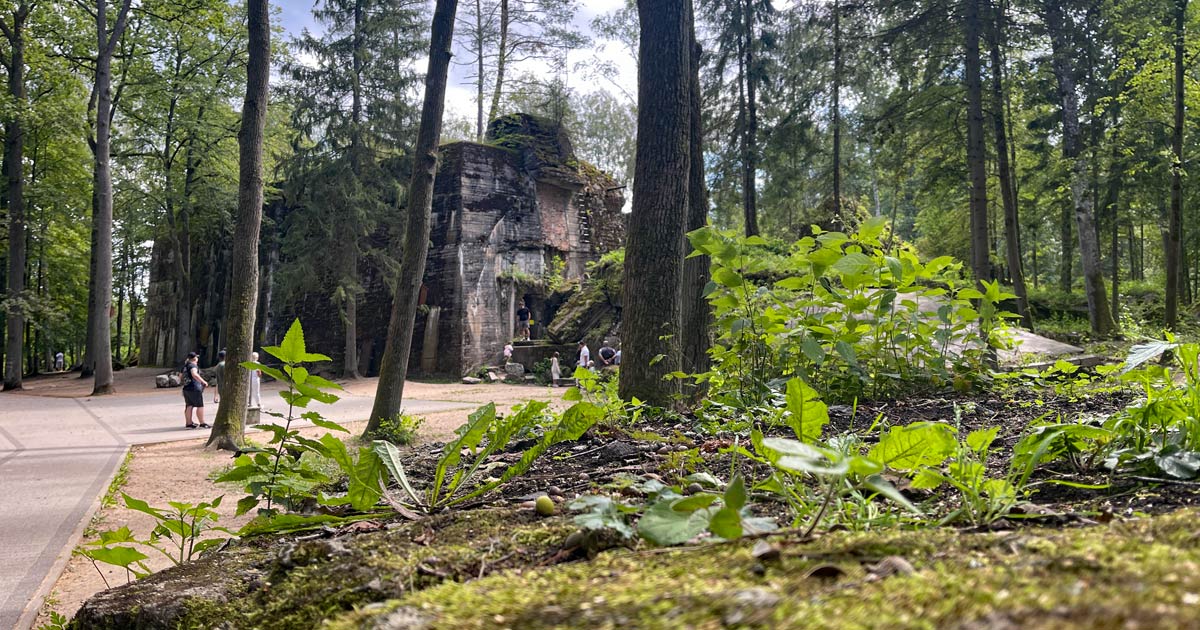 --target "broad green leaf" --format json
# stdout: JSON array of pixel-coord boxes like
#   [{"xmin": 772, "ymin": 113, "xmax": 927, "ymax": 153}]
[
  {"xmin": 279, "ymin": 319, "xmax": 307, "ymax": 364},
  {"xmin": 82, "ymin": 545, "xmax": 149, "ymax": 569},
  {"xmin": 707, "ymin": 506, "xmax": 743, "ymax": 540},
  {"xmin": 373, "ymin": 440, "xmax": 422, "ymax": 506},
  {"xmin": 869, "ymin": 423, "xmax": 956, "ymax": 471},
  {"xmin": 784, "ymin": 377, "xmax": 829, "ymax": 443},
  {"xmin": 862, "ymin": 474, "xmax": 921, "ymax": 514},
  {"xmin": 302, "ymin": 411, "xmax": 348, "ymax": 433},
  {"xmin": 637, "ymin": 500, "xmax": 712, "ymax": 546},
  {"xmin": 966, "ymin": 427, "xmax": 999, "ymax": 454},
  {"xmin": 1122, "ymin": 341, "xmax": 1180, "ymax": 374},
  {"xmin": 672, "ymin": 493, "xmax": 719, "ymax": 512},
  {"xmin": 724, "ymin": 474, "xmax": 747, "ymax": 511}
]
